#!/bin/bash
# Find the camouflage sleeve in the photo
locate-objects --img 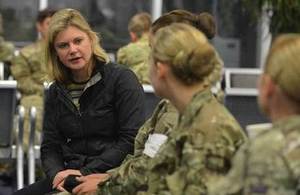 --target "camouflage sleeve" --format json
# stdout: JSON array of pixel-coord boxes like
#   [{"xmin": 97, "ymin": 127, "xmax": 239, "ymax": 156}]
[
  {"xmin": 135, "ymin": 61, "xmax": 150, "ymax": 84},
  {"xmin": 144, "ymin": 132, "xmax": 208, "ymax": 195},
  {"xmin": 134, "ymin": 119, "xmax": 153, "ymax": 156},
  {"xmin": 208, "ymin": 144, "xmax": 248, "ymax": 195},
  {"xmin": 116, "ymin": 46, "xmax": 128, "ymax": 66},
  {"xmin": 98, "ymin": 154, "xmax": 151, "ymax": 195},
  {"xmin": 241, "ymin": 140, "xmax": 300, "ymax": 195},
  {"xmin": 135, "ymin": 99, "xmax": 178, "ymax": 155},
  {"xmin": 97, "ymin": 100, "xmax": 178, "ymax": 195},
  {"xmin": 0, "ymin": 39, "xmax": 14, "ymax": 62},
  {"xmin": 210, "ymin": 131, "xmax": 300, "ymax": 195},
  {"xmin": 10, "ymin": 53, "xmax": 43, "ymax": 95}
]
